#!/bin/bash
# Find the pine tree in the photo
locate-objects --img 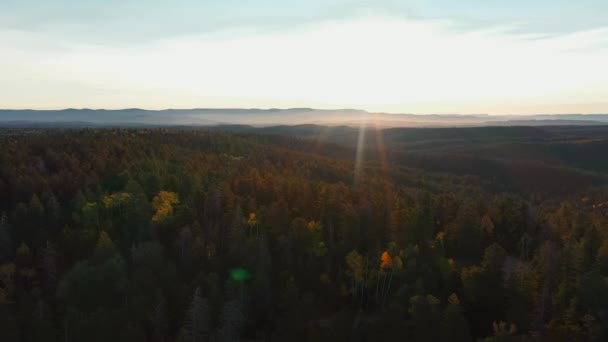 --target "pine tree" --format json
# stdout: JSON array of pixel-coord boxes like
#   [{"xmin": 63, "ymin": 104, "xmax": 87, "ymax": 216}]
[
  {"xmin": 440, "ymin": 294, "xmax": 473, "ymax": 342},
  {"xmin": 41, "ymin": 241, "xmax": 58, "ymax": 298},
  {"xmin": 253, "ymin": 232, "xmax": 273, "ymax": 330},
  {"xmin": 226, "ymin": 205, "xmax": 245, "ymax": 258},
  {"xmin": 29, "ymin": 299, "xmax": 58, "ymax": 342},
  {"xmin": 46, "ymin": 192, "xmax": 61, "ymax": 224},
  {"xmin": 191, "ymin": 289, "xmax": 210, "ymax": 342},
  {"xmin": 409, "ymin": 295, "xmax": 441, "ymax": 342},
  {"xmin": 217, "ymin": 299, "xmax": 244, "ymax": 342},
  {"xmin": 177, "ymin": 226, "xmax": 193, "ymax": 271},
  {"xmin": 94, "ymin": 230, "xmax": 115, "ymax": 260},
  {"xmin": 151, "ymin": 295, "xmax": 169, "ymax": 342},
  {"xmin": 180, "ymin": 287, "xmax": 210, "ymax": 342},
  {"xmin": 0, "ymin": 212, "xmax": 14, "ymax": 262}
]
